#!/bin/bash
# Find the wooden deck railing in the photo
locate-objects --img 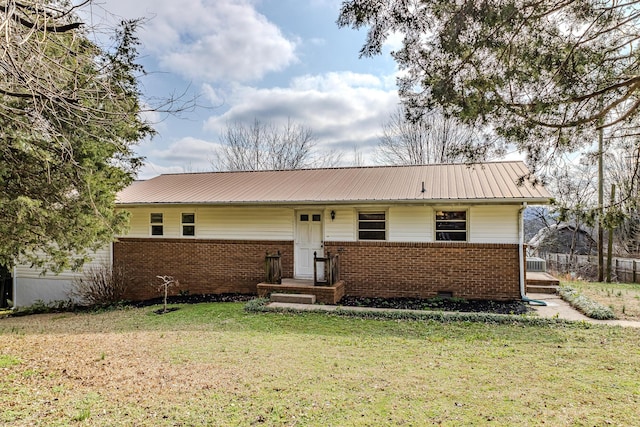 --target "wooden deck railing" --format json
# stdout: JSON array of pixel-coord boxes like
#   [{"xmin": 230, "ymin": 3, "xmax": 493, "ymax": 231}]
[
  {"xmin": 264, "ymin": 251, "xmax": 282, "ymax": 284},
  {"xmin": 313, "ymin": 251, "xmax": 340, "ymax": 286}
]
